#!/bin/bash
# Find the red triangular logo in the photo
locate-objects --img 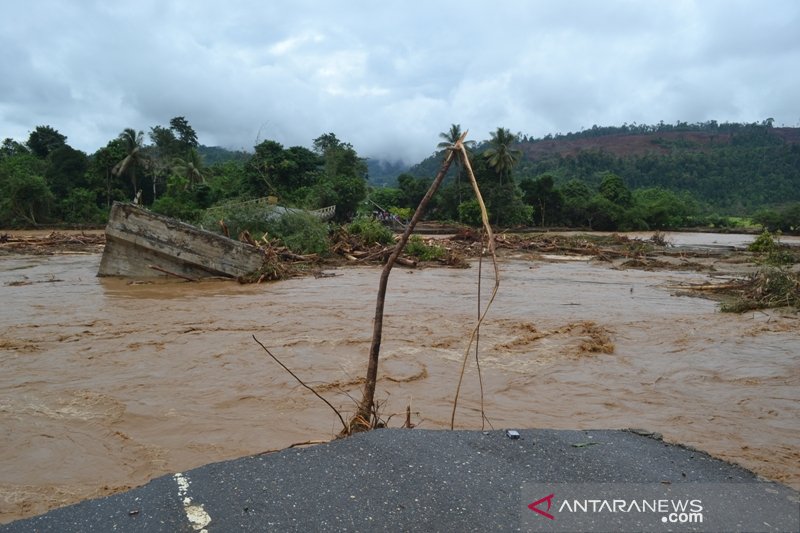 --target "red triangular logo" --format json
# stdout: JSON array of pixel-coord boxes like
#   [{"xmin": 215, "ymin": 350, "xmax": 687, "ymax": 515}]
[{"xmin": 528, "ymin": 493, "xmax": 555, "ymax": 520}]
